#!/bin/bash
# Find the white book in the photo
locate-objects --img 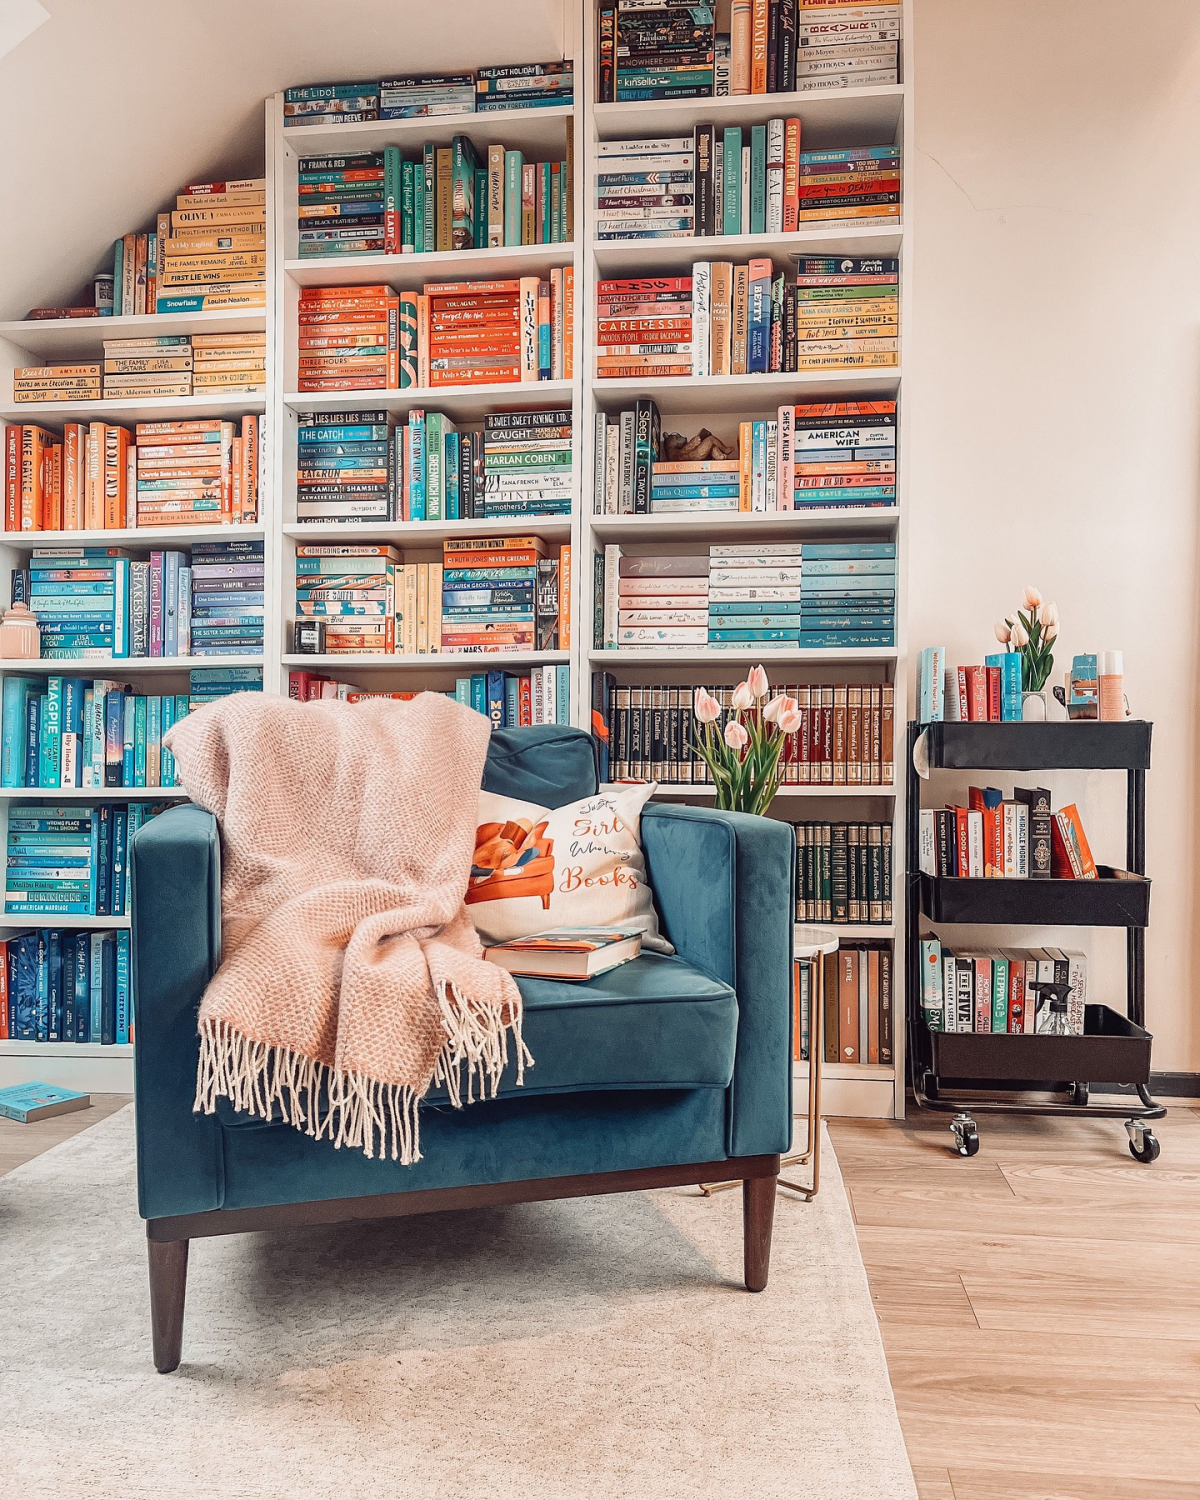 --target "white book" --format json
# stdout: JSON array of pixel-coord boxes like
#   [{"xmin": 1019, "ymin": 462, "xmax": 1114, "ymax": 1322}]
[
  {"xmin": 1064, "ymin": 950, "xmax": 1087, "ymax": 1035},
  {"xmin": 1023, "ymin": 957, "xmax": 1039, "ymax": 1033},
  {"xmin": 603, "ymin": 544, "xmax": 622, "ymax": 648},
  {"xmin": 799, "ymin": 40, "xmax": 900, "ymax": 63},
  {"xmin": 740, "ymin": 145, "xmax": 751, "ymax": 235},
  {"xmin": 776, "ymin": 405, "xmax": 794, "ymax": 511},
  {"xmin": 531, "ymin": 667, "xmax": 544, "ymax": 724},
  {"xmin": 943, "ymin": 665, "xmax": 961, "ymax": 720},
  {"xmin": 966, "ymin": 810, "xmax": 984, "ymax": 878},
  {"xmin": 918, "ymin": 809, "xmax": 937, "ymax": 876},
  {"xmin": 593, "ymin": 411, "xmax": 608, "ymax": 515},
  {"xmin": 942, "ymin": 955, "xmax": 958, "ymax": 1033},
  {"xmin": 709, "ymin": 567, "xmax": 803, "ymax": 585},
  {"xmin": 919, "ymin": 936, "xmax": 943, "ymax": 1028},
  {"xmin": 764, "ymin": 421, "xmax": 777, "ymax": 514},
  {"xmin": 766, "ymin": 118, "xmax": 785, "ymax": 235},
  {"xmin": 604, "ymin": 427, "xmax": 620, "ymax": 513},
  {"xmin": 710, "ymin": 542, "xmax": 805, "ymax": 557},
  {"xmin": 618, "ymin": 410, "xmax": 635, "ymax": 513},
  {"xmin": 798, "ymin": 68, "xmax": 900, "ymax": 89},
  {"xmin": 708, "ymin": 585, "xmax": 802, "ymax": 601},
  {"xmin": 691, "ymin": 260, "xmax": 711, "ymax": 377},
  {"xmin": 617, "ymin": 626, "xmax": 709, "ymax": 645},
  {"xmin": 596, "ymin": 181, "xmax": 697, "ymax": 199},
  {"xmin": 596, "ymin": 138, "xmax": 695, "ymax": 157},
  {"xmin": 797, "ymin": 52, "xmax": 900, "ymax": 76}
]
